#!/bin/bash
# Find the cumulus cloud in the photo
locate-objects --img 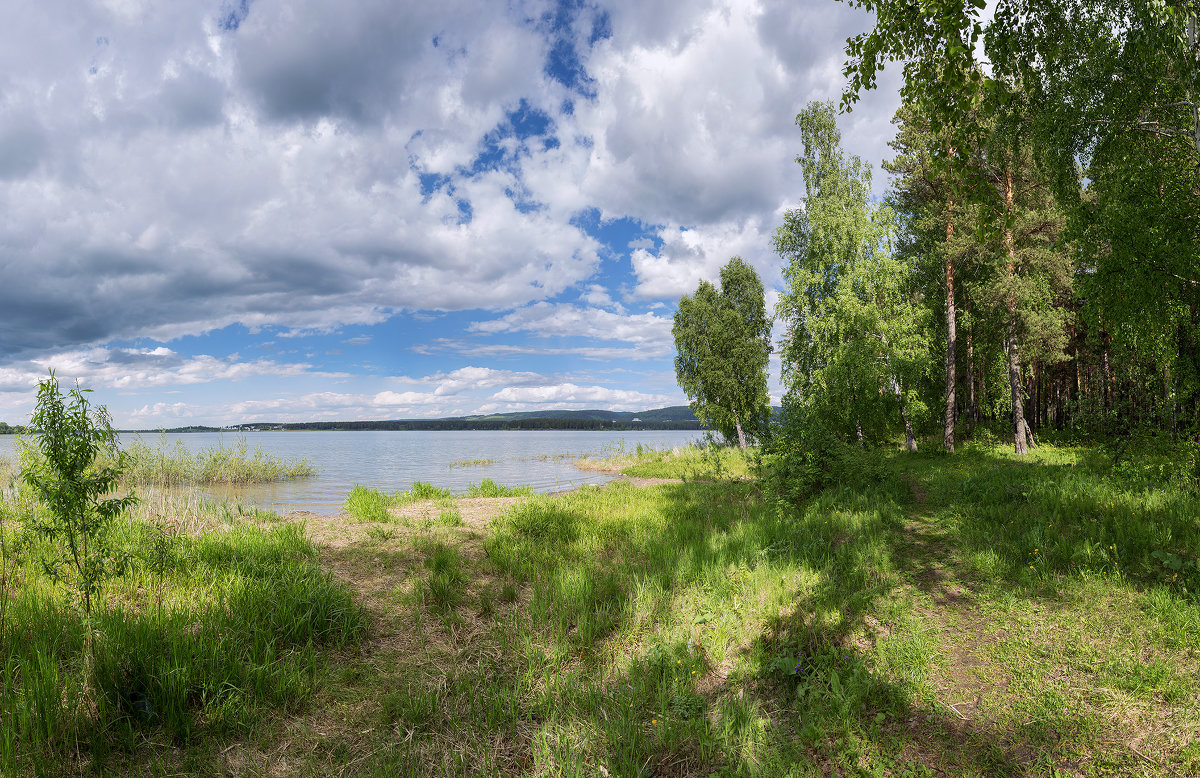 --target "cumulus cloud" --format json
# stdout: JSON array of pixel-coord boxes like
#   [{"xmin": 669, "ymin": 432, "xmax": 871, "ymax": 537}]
[
  {"xmin": 119, "ymin": 369, "xmax": 681, "ymax": 426},
  {"xmin": 489, "ymin": 383, "xmax": 675, "ymax": 409},
  {"xmin": 629, "ymin": 215, "xmax": 783, "ymax": 300},
  {"xmin": 0, "ymin": 347, "xmax": 339, "ymax": 393},
  {"xmin": 415, "ymin": 339, "xmax": 666, "ymax": 362},
  {"xmin": 469, "ymin": 303, "xmax": 673, "ymax": 354},
  {"xmin": 393, "ymin": 366, "xmax": 548, "ymax": 396},
  {"xmin": 0, "ymin": 0, "xmax": 899, "ymax": 425}
]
